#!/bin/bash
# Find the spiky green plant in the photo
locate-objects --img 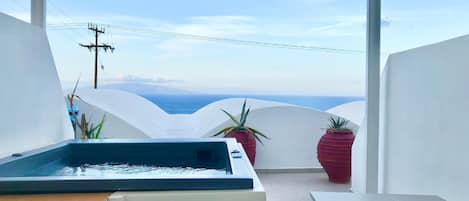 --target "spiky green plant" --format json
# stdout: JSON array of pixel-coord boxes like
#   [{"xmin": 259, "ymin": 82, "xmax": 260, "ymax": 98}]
[
  {"xmin": 213, "ymin": 100, "xmax": 270, "ymax": 144},
  {"xmin": 328, "ymin": 116, "xmax": 351, "ymax": 131},
  {"xmin": 78, "ymin": 114, "xmax": 106, "ymax": 139}
]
